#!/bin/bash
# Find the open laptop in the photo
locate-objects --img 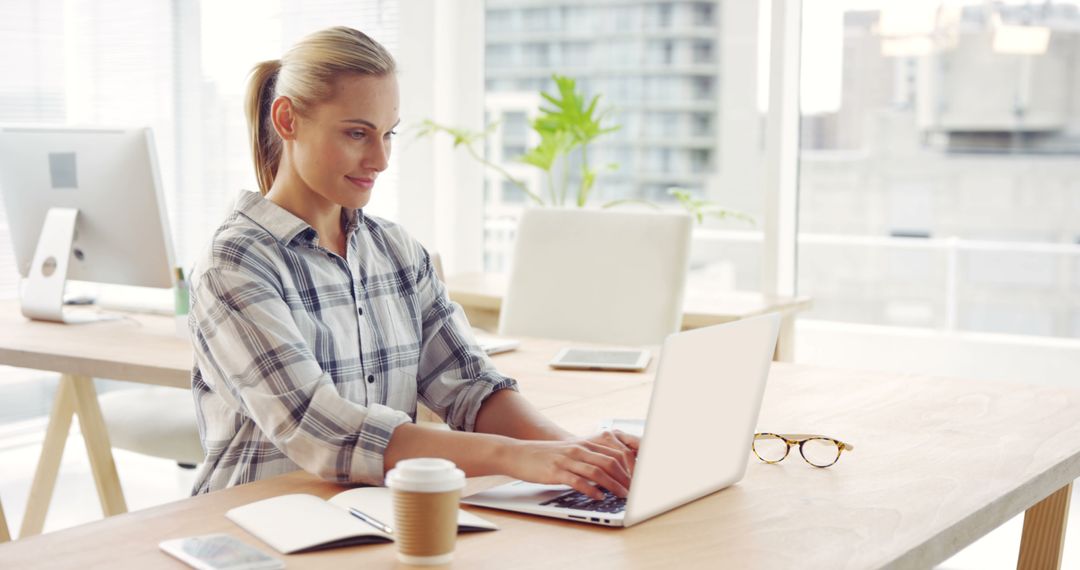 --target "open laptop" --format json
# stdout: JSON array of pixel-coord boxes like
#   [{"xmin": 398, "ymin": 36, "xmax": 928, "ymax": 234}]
[{"xmin": 462, "ymin": 312, "xmax": 781, "ymax": 528}]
